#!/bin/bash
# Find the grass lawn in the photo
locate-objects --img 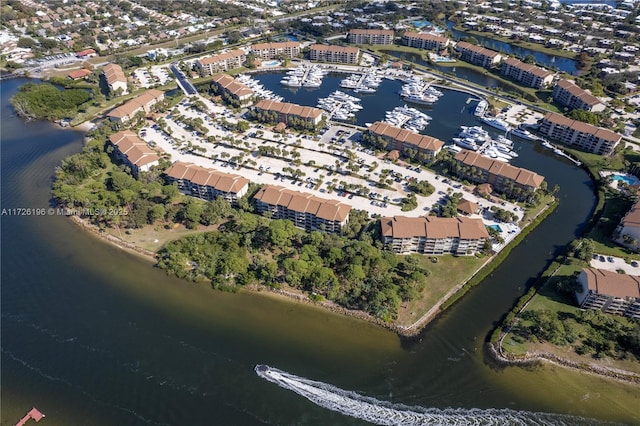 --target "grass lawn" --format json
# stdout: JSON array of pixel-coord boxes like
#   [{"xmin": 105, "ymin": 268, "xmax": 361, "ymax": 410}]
[
  {"xmin": 396, "ymin": 254, "xmax": 487, "ymax": 326},
  {"xmin": 106, "ymin": 222, "xmax": 221, "ymax": 252}
]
